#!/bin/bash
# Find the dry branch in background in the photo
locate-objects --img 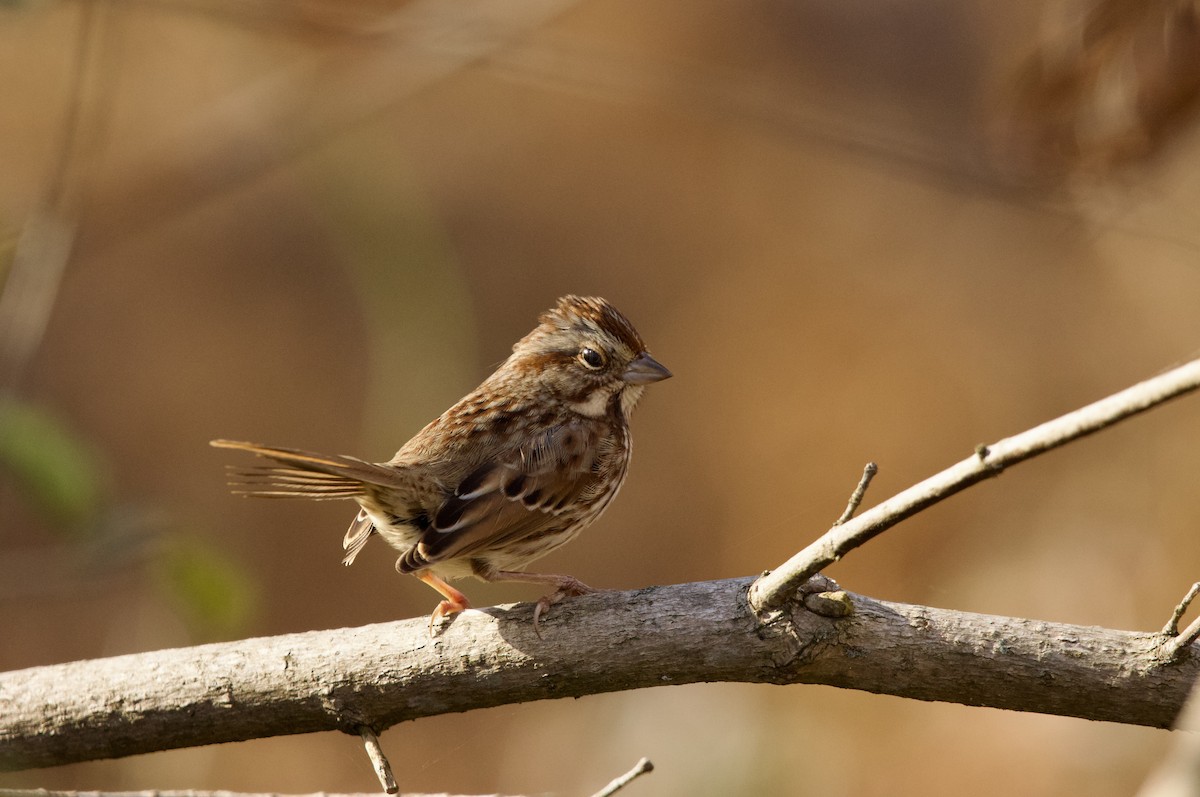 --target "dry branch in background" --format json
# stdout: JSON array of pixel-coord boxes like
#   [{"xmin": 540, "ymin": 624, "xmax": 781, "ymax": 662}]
[
  {"xmin": 2, "ymin": 359, "xmax": 1199, "ymax": 777},
  {"xmin": 999, "ymin": 0, "xmax": 1200, "ymax": 182}
]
